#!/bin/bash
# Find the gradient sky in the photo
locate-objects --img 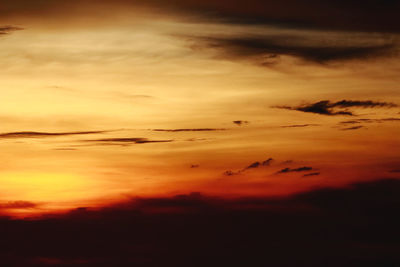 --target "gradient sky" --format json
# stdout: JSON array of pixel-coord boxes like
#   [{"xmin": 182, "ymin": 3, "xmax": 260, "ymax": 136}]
[{"xmin": 0, "ymin": 0, "xmax": 399, "ymax": 217}]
